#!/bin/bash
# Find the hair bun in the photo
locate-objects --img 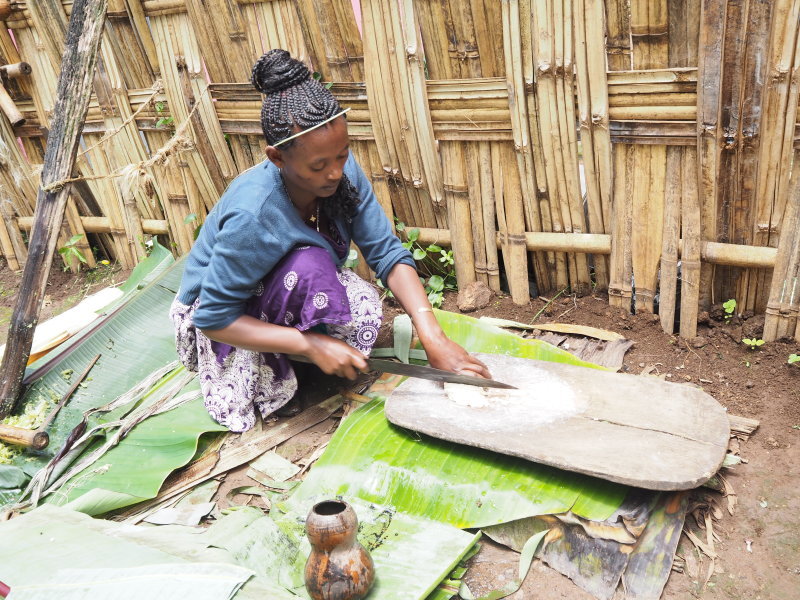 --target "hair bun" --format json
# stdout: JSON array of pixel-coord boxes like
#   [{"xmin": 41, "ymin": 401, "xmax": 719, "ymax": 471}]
[{"xmin": 251, "ymin": 49, "xmax": 311, "ymax": 94}]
